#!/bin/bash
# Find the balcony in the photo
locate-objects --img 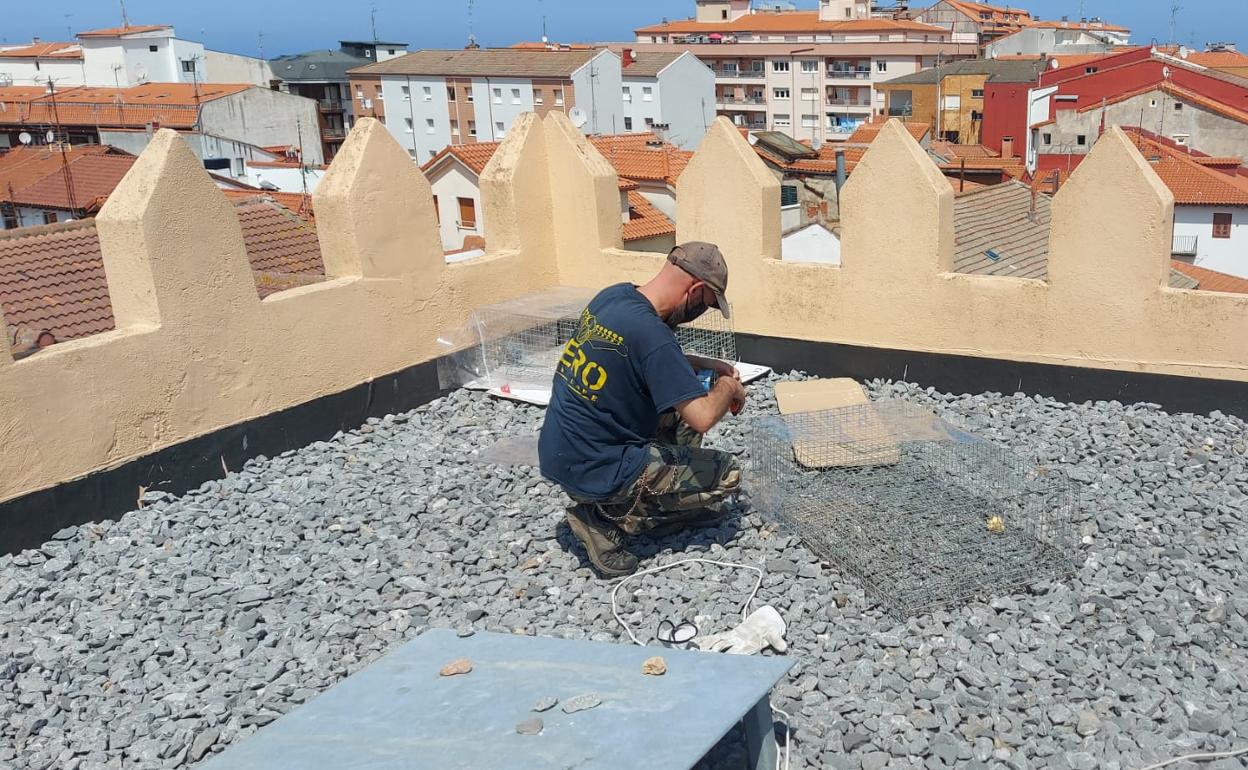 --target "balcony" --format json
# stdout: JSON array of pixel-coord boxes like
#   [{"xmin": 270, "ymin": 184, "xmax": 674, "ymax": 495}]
[
  {"xmin": 715, "ymin": 69, "xmax": 768, "ymax": 80},
  {"xmin": 1, "ymin": 116, "xmax": 1247, "ymax": 770},
  {"xmin": 718, "ymin": 96, "xmax": 768, "ymax": 110},
  {"xmin": 318, "ymin": 99, "xmax": 345, "ymax": 113},
  {"xmin": 1172, "ymin": 234, "xmax": 1198, "ymax": 257},
  {"xmin": 887, "ymin": 106, "xmax": 914, "ymax": 118},
  {"xmin": 321, "ymin": 126, "xmax": 347, "ymax": 140},
  {"xmin": 826, "ymin": 69, "xmax": 873, "ymax": 80},
  {"xmin": 826, "ymin": 99, "xmax": 874, "ymax": 111}
]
